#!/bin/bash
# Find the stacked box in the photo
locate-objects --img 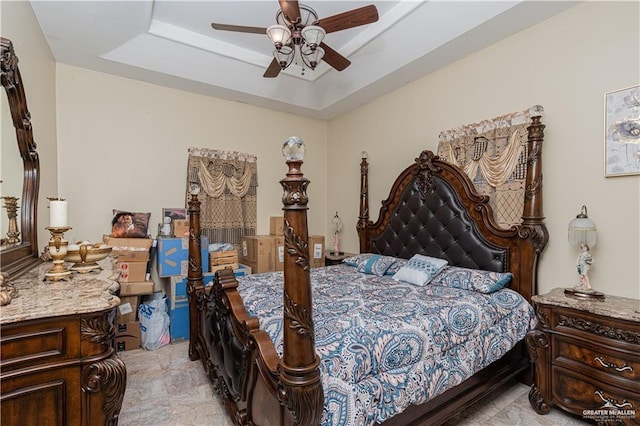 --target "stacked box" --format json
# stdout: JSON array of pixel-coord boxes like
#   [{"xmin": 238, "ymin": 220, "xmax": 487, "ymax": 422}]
[
  {"xmin": 240, "ymin": 235, "xmax": 275, "ymax": 273},
  {"xmin": 116, "ymin": 295, "xmax": 139, "ymax": 324},
  {"xmin": 115, "ymin": 321, "xmax": 141, "ymax": 352},
  {"xmin": 209, "ymin": 249, "xmax": 239, "ymax": 272},
  {"xmin": 156, "ymin": 236, "xmax": 209, "ymax": 277},
  {"xmin": 269, "ymin": 216, "xmax": 284, "ymax": 236},
  {"xmin": 308, "ymin": 235, "xmax": 325, "ymax": 268},
  {"xmin": 274, "ymin": 236, "xmax": 285, "ymax": 271},
  {"xmin": 162, "ymin": 263, "xmax": 251, "ymax": 343}
]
